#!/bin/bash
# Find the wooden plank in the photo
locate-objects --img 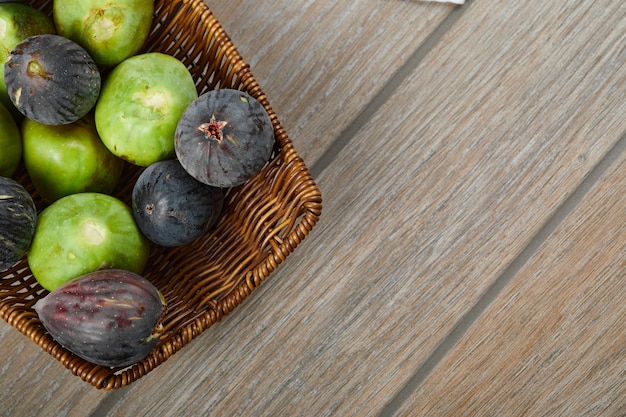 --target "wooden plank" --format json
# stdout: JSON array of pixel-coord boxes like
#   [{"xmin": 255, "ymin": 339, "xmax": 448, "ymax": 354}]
[
  {"xmin": 98, "ymin": 1, "xmax": 626, "ymax": 416},
  {"xmin": 208, "ymin": 0, "xmax": 456, "ymax": 166},
  {"xmin": 395, "ymin": 144, "xmax": 626, "ymax": 416},
  {"xmin": 0, "ymin": 326, "xmax": 107, "ymax": 417},
  {"xmin": 0, "ymin": 1, "xmax": 454, "ymax": 415}
]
